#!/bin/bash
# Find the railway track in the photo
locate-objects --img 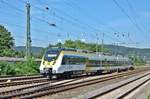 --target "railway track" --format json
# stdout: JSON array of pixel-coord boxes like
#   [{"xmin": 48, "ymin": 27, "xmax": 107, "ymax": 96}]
[
  {"xmin": 0, "ymin": 74, "xmax": 40, "ymax": 78},
  {"xmin": 117, "ymin": 75, "xmax": 150, "ymax": 99},
  {"xmin": 72, "ymin": 68, "xmax": 150, "ymax": 99},
  {"xmin": 83, "ymin": 71, "xmax": 150, "ymax": 99},
  {"xmin": 0, "ymin": 74, "xmax": 42, "ymax": 83},
  {"xmin": 0, "ymin": 74, "xmax": 91, "ymax": 88},
  {"xmin": 0, "ymin": 74, "xmax": 54, "ymax": 88},
  {"xmin": 0, "ymin": 67, "xmax": 149, "ymax": 99},
  {"xmin": 0, "ymin": 77, "xmax": 89, "ymax": 99},
  {"xmin": 0, "ymin": 78, "xmax": 49, "ymax": 87}
]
